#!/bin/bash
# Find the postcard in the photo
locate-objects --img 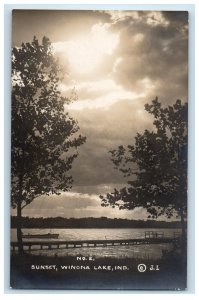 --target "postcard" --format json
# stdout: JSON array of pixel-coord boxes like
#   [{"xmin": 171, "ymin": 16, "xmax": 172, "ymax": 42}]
[{"xmin": 10, "ymin": 9, "xmax": 188, "ymax": 290}]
